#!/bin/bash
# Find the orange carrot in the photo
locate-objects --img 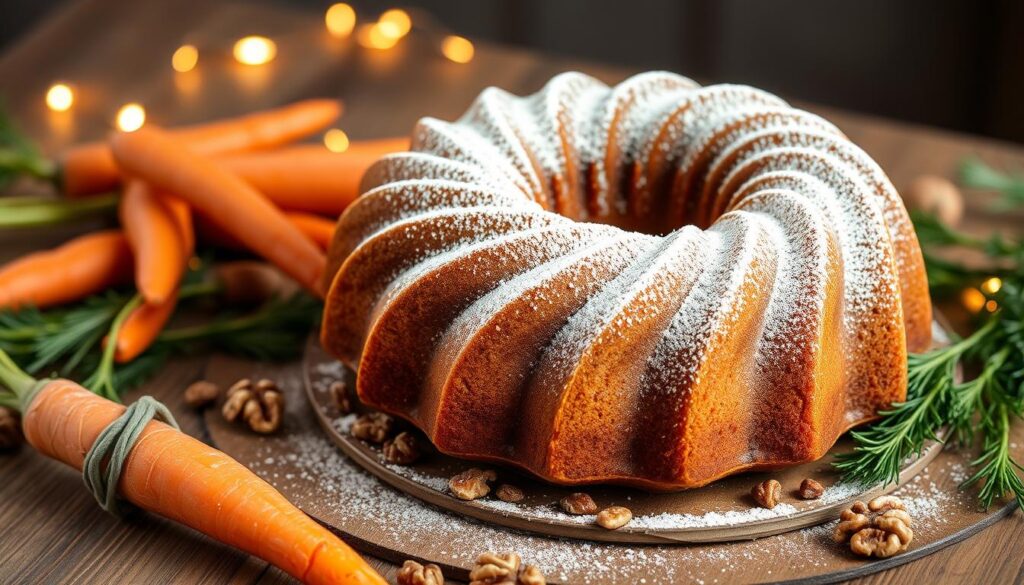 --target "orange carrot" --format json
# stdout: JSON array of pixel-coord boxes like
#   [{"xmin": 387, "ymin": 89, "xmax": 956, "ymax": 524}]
[
  {"xmin": 110, "ymin": 127, "xmax": 326, "ymax": 296},
  {"xmin": 0, "ymin": 230, "xmax": 133, "ymax": 309},
  {"xmin": 284, "ymin": 212, "xmax": 336, "ymax": 250},
  {"xmin": 61, "ymin": 100, "xmax": 341, "ymax": 196},
  {"xmin": 14, "ymin": 377, "xmax": 384, "ymax": 585},
  {"xmin": 119, "ymin": 182, "xmax": 190, "ymax": 305},
  {"xmin": 114, "ymin": 290, "xmax": 178, "ymax": 363},
  {"xmin": 218, "ymin": 139, "xmax": 408, "ymax": 215}
]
